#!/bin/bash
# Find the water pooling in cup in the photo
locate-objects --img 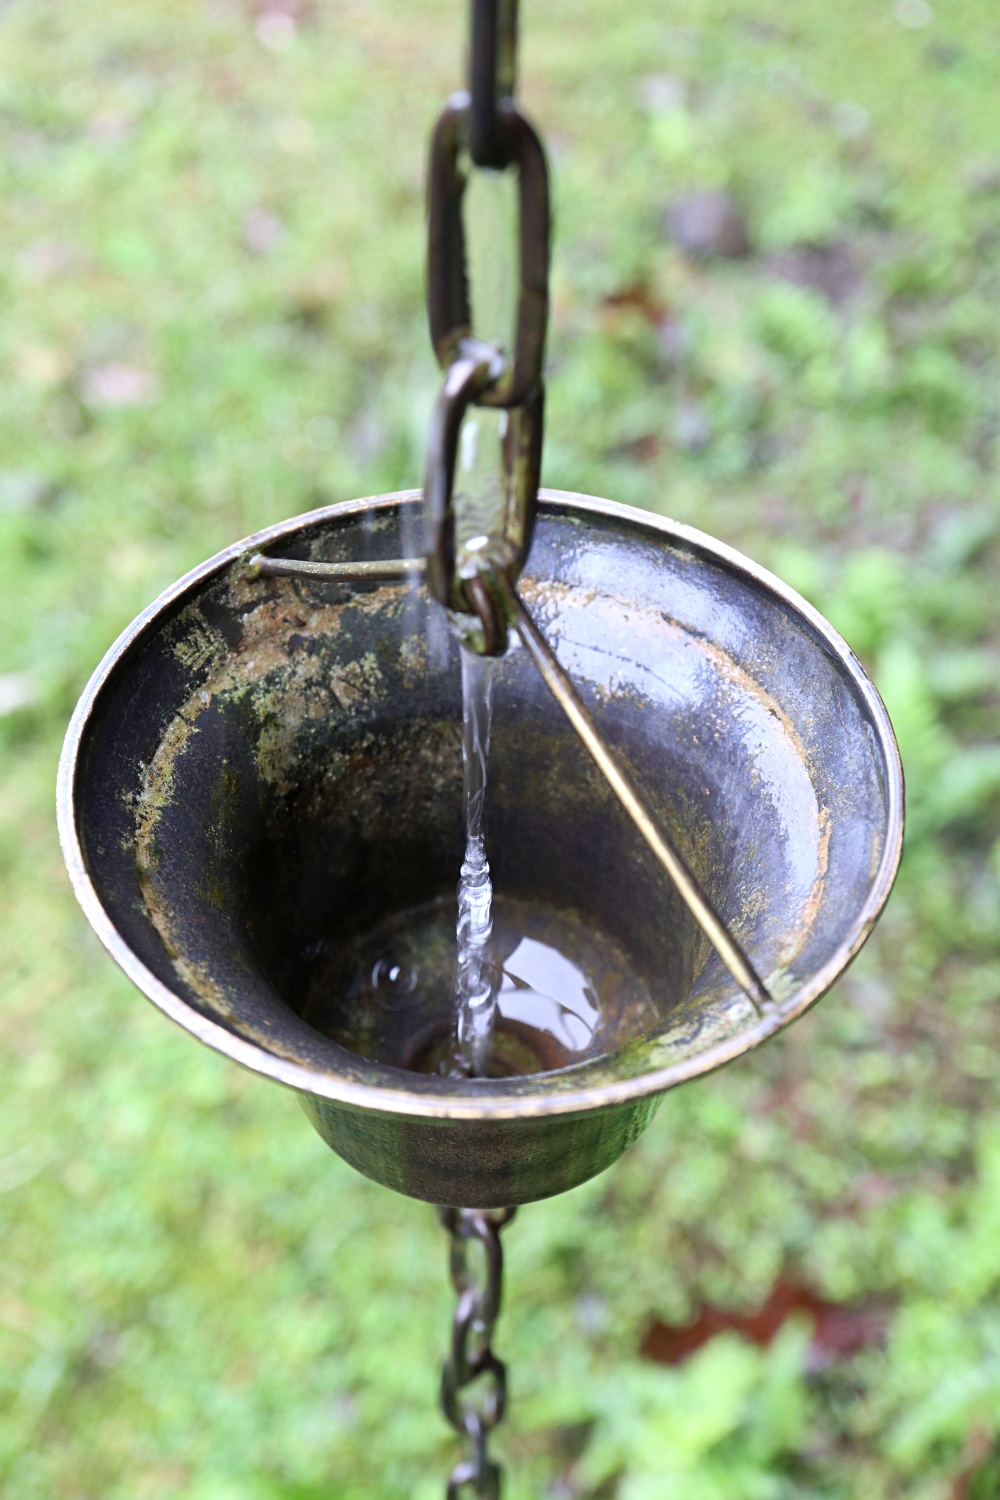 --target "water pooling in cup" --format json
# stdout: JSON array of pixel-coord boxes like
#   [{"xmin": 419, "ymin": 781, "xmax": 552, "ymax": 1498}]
[{"xmin": 300, "ymin": 893, "xmax": 662, "ymax": 1078}]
